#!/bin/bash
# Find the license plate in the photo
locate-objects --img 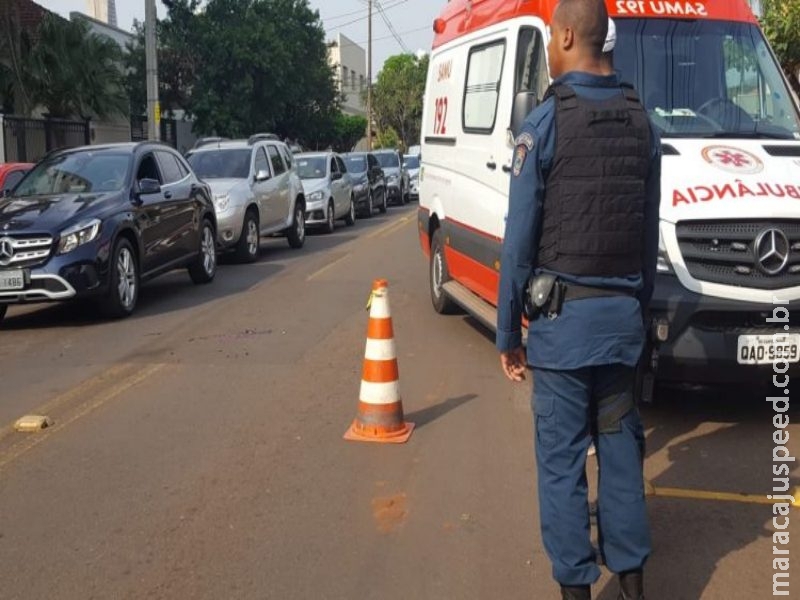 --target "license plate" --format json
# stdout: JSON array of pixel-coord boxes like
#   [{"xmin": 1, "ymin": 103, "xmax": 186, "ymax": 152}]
[
  {"xmin": 737, "ymin": 334, "xmax": 800, "ymax": 365},
  {"xmin": 0, "ymin": 270, "xmax": 24, "ymax": 291}
]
